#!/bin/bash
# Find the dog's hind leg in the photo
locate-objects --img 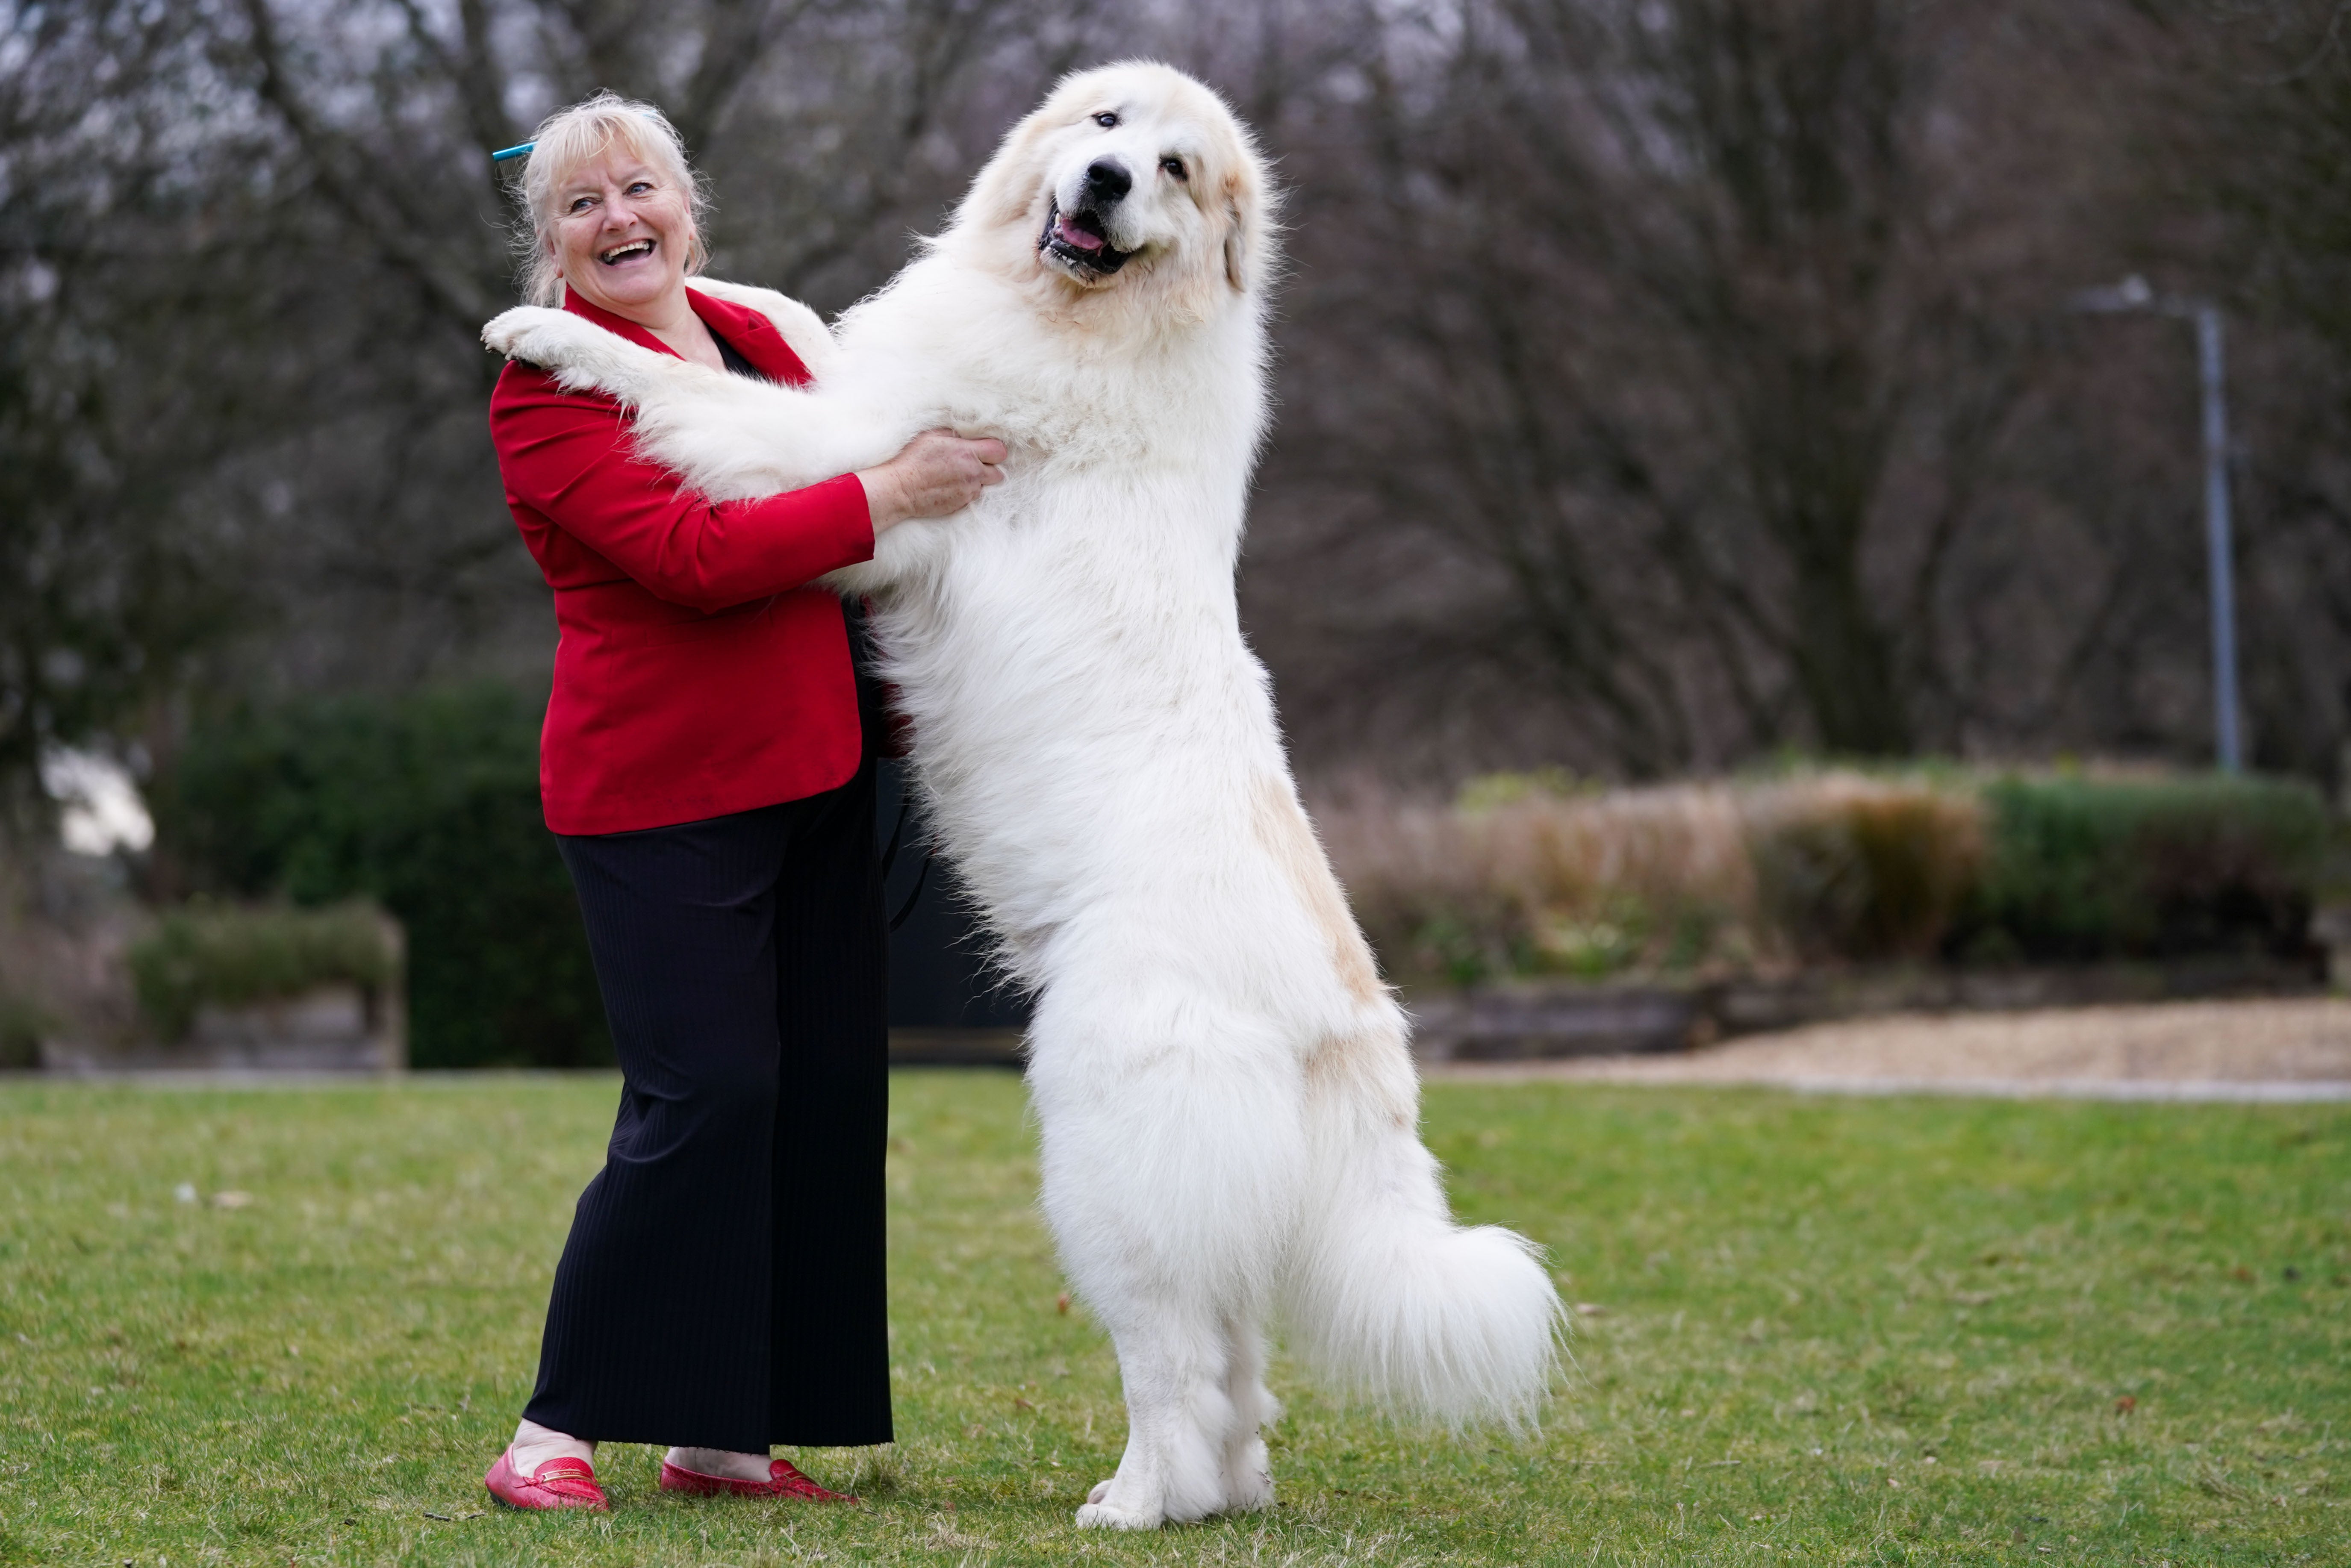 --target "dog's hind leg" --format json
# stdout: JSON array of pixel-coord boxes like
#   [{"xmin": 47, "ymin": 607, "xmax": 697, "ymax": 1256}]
[
  {"xmin": 1075, "ymin": 1295, "xmax": 1238, "ymax": 1530},
  {"xmin": 1031, "ymin": 996, "xmax": 1304, "ymax": 1530},
  {"xmin": 1215, "ymin": 1315, "xmax": 1278, "ymax": 1514}
]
